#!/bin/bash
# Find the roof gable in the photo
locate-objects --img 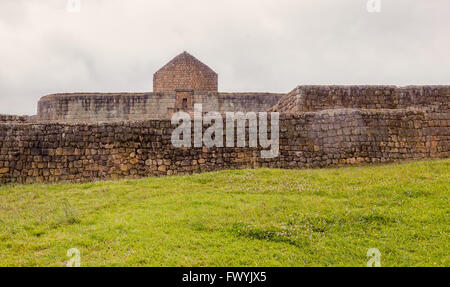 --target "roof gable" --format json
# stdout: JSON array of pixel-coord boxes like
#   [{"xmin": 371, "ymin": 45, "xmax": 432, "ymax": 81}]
[{"xmin": 154, "ymin": 51, "xmax": 217, "ymax": 76}]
